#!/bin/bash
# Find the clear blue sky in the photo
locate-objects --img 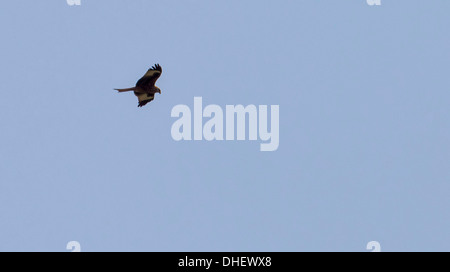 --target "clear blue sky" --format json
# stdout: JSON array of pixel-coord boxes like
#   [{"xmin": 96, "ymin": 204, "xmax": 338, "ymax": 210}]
[{"xmin": 0, "ymin": 0, "xmax": 449, "ymax": 252}]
